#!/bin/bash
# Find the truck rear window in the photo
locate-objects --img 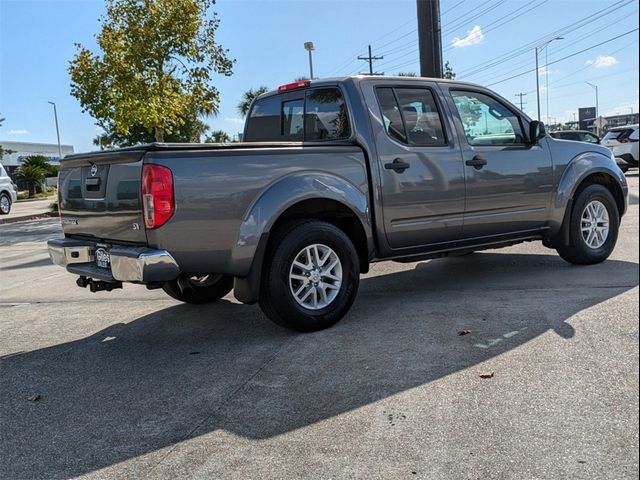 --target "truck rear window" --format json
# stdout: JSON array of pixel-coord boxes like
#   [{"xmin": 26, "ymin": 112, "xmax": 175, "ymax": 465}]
[{"xmin": 245, "ymin": 87, "xmax": 350, "ymax": 142}]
